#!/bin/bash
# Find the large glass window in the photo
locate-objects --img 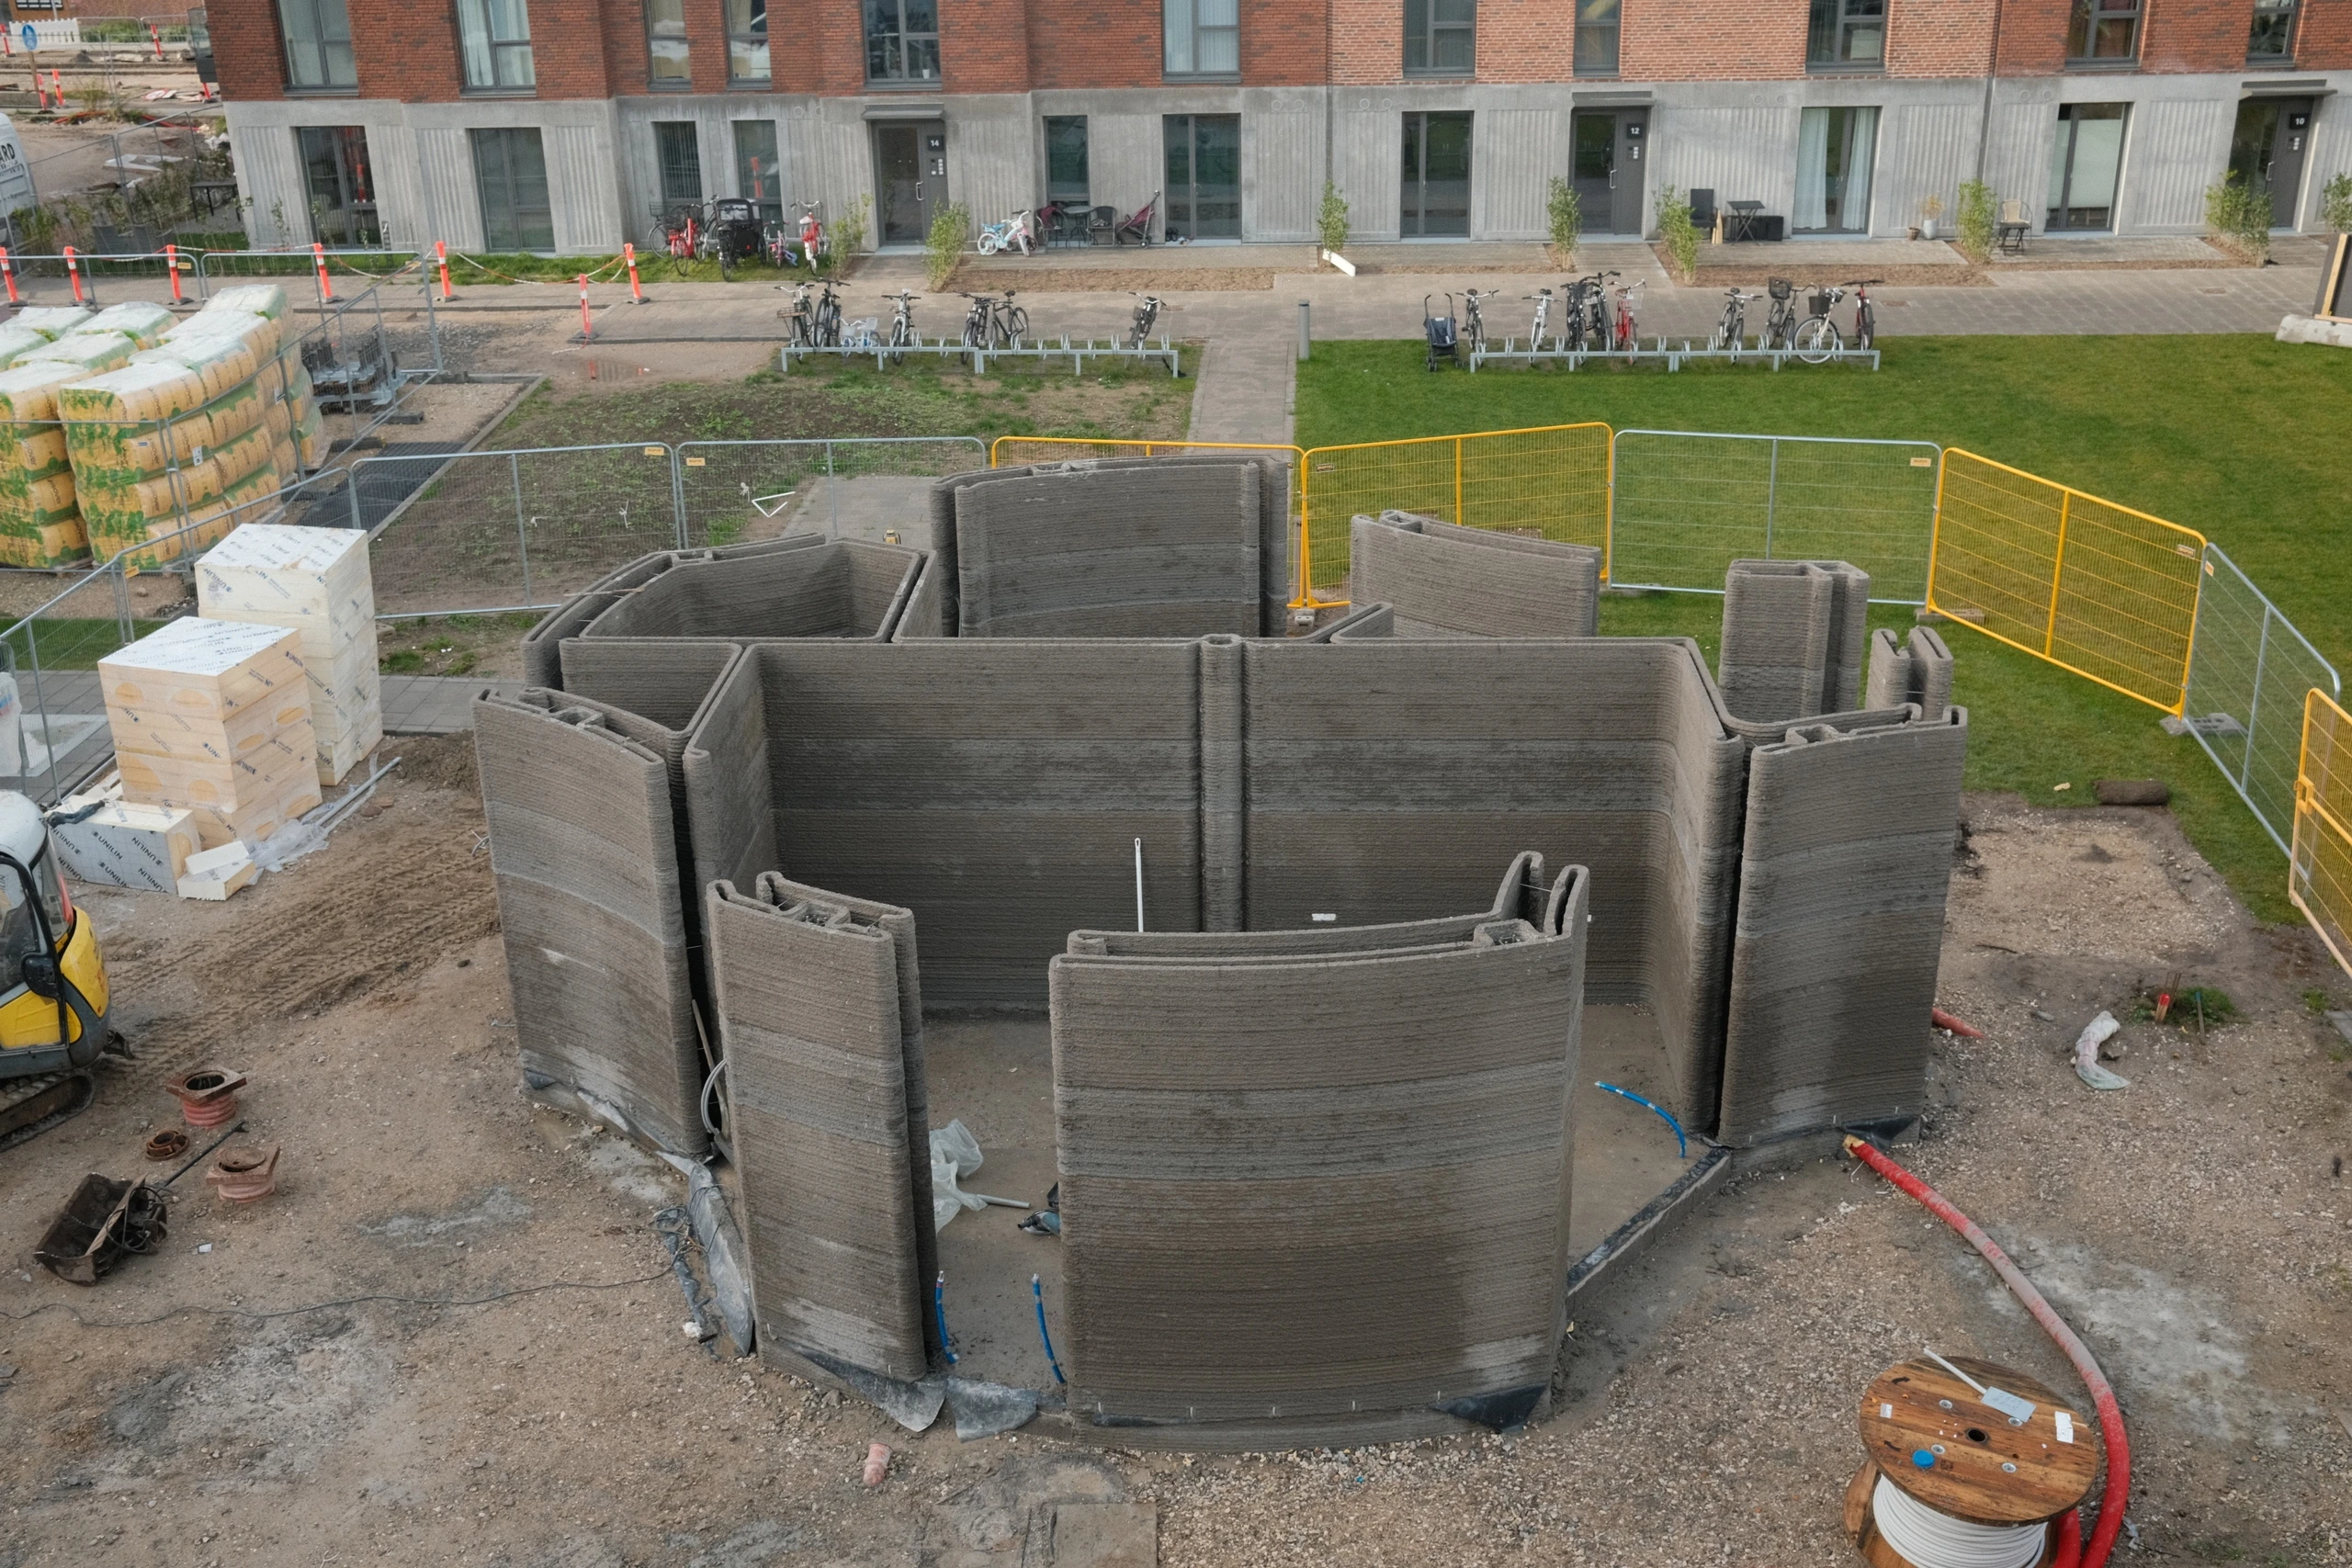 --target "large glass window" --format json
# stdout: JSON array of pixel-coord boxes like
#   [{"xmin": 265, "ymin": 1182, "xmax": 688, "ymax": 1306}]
[
  {"xmin": 2247, "ymin": 0, "xmax": 2297, "ymax": 61},
  {"xmin": 278, "ymin": 0, "xmax": 355, "ymax": 90},
  {"xmin": 734, "ymin": 120, "xmax": 781, "ymax": 226},
  {"xmin": 1574, "ymin": 0, "xmax": 1618, "ymax": 76},
  {"xmin": 654, "ymin": 122, "xmax": 704, "ymax": 208},
  {"xmin": 1164, "ymin": 114, "xmax": 1239, "ymax": 239},
  {"xmin": 2066, "ymin": 0, "xmax": 2139, "ymax": 64},
  {"xmin": 2047, "ymin": 103, "xmax": 2127, "ymax": 230},
  {"xmin": 1163, "ymin": 0, "xmax": 1238, "ymax": 77},
  {"xmin": 299, "ymin": 126, "xmax": 377, "ymax": 245},
  {"xmin": 458, "ymin": 0, "xmax": 535, "ymax": 90},
  {"xmin": 645, "ymin": 0, "xmax": 688, "ymax": 87},
  {"xmin": 472, "ymin": 127, "xmax": 553, "ymax": 252},
  {"xmin": 1404, "ymin": 0, "xmax": 1473, "ymax": 75},
  {"xmin": 1401, "ymin": 111, "xmax": 1472, "ymax": 237},
  {"xmin": 1794, "ymin": 105, "xmax": 1877, "ymax": 231},
  {"xmin": 865, "ymin": 0, "xmax": 939, "ymax": 83},
  {"xmin": 728, "ymin": 0, "xmax": 768, "ymax": 82},
  {"xmin": 1045, "ymin": 117, "xmax": 1090, "ymax": 207},
  {"xmin": 1807, "ymin": 0, "xmax": 1884, "ymax": 69}
]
